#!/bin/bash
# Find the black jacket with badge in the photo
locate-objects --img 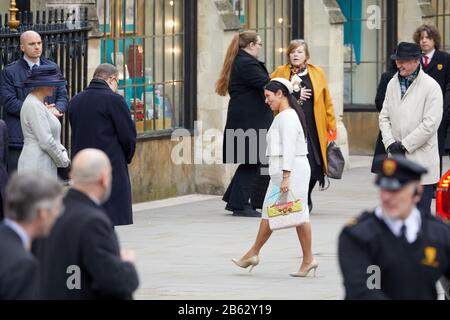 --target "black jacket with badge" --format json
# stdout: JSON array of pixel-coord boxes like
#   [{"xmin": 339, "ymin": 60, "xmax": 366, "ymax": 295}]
[
  {"xmin": 338, "ymin": 210, "xmax": 450, "ymax": 300},
  {"xmin": 222, "ymin": 50, "xmax": 273, "ymax": 164},
  {"xmin": 421, "ymin": 50, "xmax": 450, "ymax": 155}
]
